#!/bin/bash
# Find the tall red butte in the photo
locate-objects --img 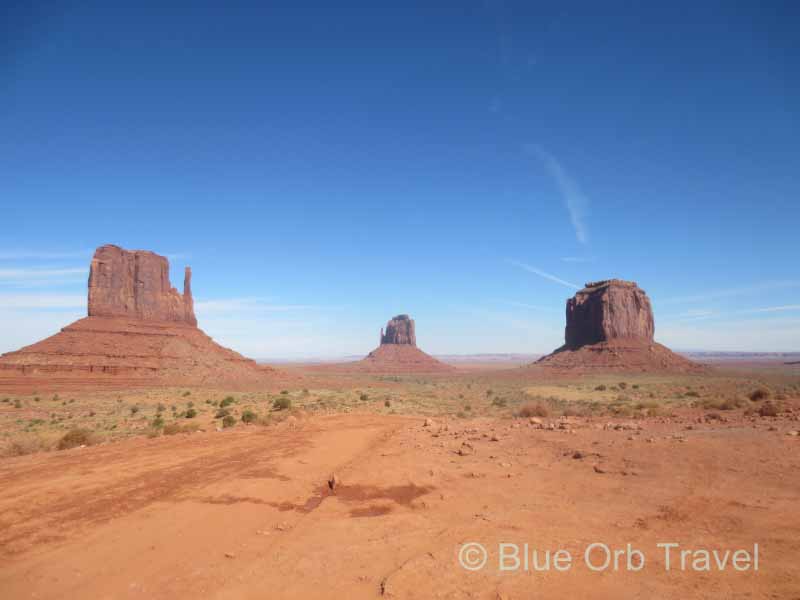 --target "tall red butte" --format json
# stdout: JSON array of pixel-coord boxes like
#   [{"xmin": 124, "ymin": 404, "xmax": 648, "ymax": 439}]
[
  {"xmin": 356, "ymin": 314, "xmax": 455, "ymax": 373},
  {"xmin": 0, "ymin": 245, "xmax": 270, "ymax": 390},
  {"xmin": 536, "ymin": 279, "xmax": 701, "ymax": 372}
]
